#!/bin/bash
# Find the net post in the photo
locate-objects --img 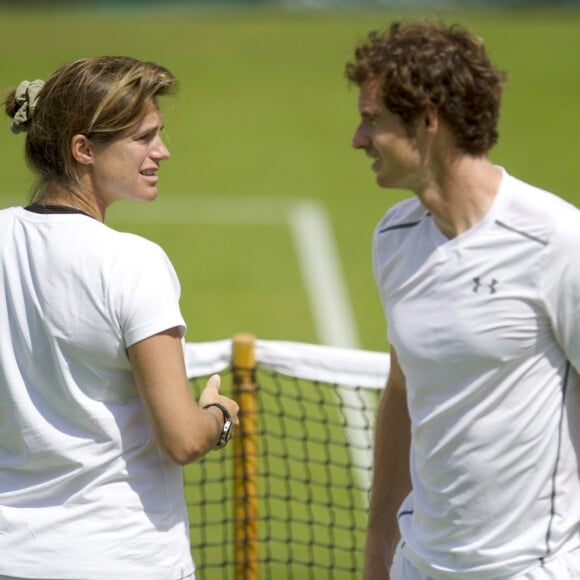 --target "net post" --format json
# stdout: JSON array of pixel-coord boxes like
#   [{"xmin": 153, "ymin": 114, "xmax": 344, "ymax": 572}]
[{"xmin": 232, "ymin": 333, "xmax": 259, "ymax": 580}]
